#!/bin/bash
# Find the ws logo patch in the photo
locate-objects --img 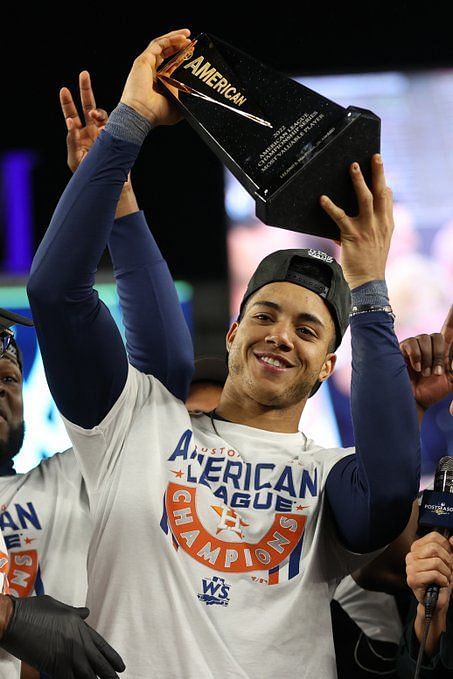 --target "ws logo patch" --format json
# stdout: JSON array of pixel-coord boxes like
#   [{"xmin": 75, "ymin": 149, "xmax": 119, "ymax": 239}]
[{"xmin": 198, "ymin": 576, "xmax": 231, "ymax": 607}]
